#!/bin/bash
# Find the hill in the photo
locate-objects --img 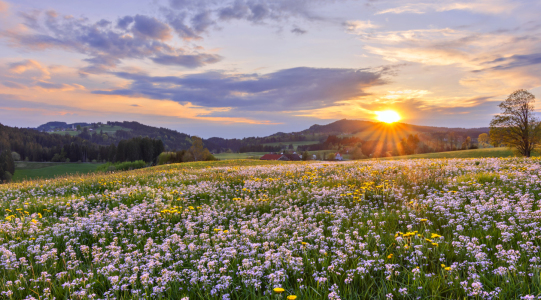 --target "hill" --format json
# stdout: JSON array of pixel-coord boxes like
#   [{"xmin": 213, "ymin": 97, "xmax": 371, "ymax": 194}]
[
  {"xmin": 39, "ymin": 121, "xmax": 192, "ymax": 151},
  {"xmin": 34, "ymin": 119, "xmax": 491, "ymax": 156}
]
